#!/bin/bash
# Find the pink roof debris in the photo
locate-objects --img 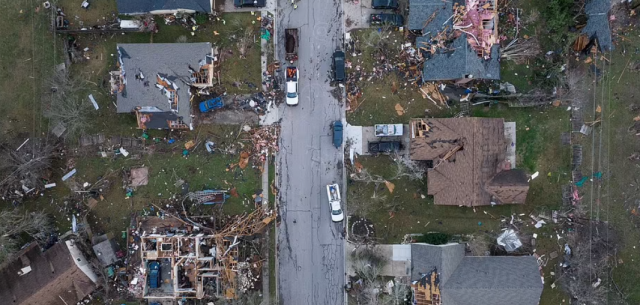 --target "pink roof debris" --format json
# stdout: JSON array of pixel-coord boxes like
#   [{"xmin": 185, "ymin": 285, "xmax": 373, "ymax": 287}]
[{"xmin": 453, "ymin": 0, "xmax": 498, "ymax": 59}]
